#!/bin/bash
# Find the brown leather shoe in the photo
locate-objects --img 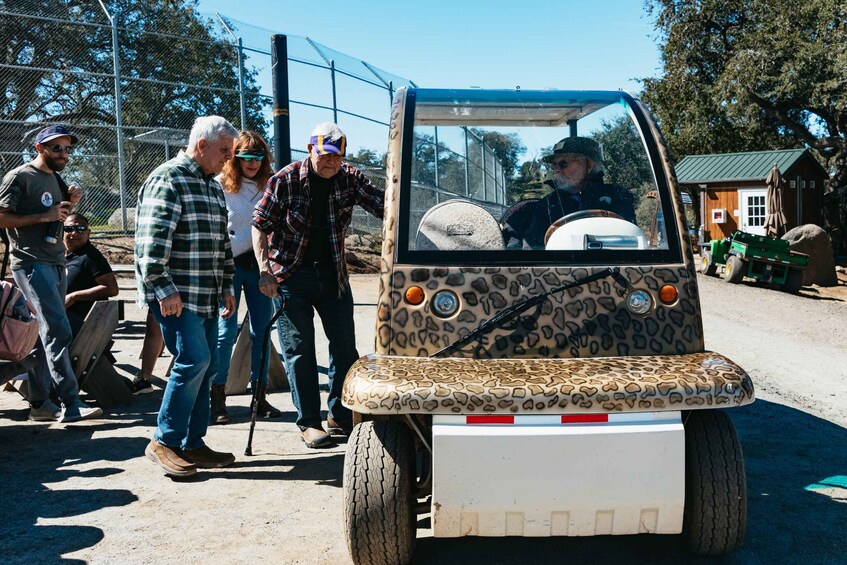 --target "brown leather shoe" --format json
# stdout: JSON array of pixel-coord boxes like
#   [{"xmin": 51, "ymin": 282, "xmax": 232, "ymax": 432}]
[
  {"xmin": 301, "ymin": 426, "xmax": 334, "ymax": 448},
  {"xmin": 179, "ymin": 445, "xmax": 235, "ymax": 468},
  {"xmin": 145, "ymin": 439, "xmax": 197, "ymax": 477},
  {"xmin": 326, "ymin": 416, "xmax": 353, "ymax": 437}
]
